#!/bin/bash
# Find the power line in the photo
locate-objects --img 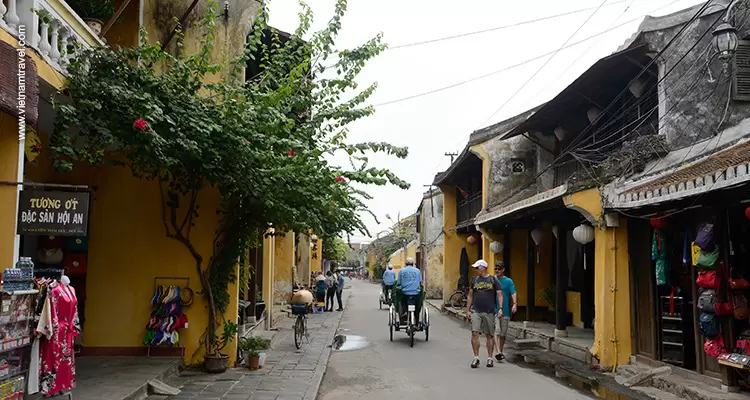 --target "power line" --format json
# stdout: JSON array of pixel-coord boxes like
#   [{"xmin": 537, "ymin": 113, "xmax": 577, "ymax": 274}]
[
  {"xmin": 475, "ymin": 0, "xmax": 609, "ymax": 130},
  {"xmin": 386, "ymin": 0, "xmax": 635, "ymax": 50},
  {"xmin": 375, "ymin": 0, "xmax": 687, "ymax": 108}
]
